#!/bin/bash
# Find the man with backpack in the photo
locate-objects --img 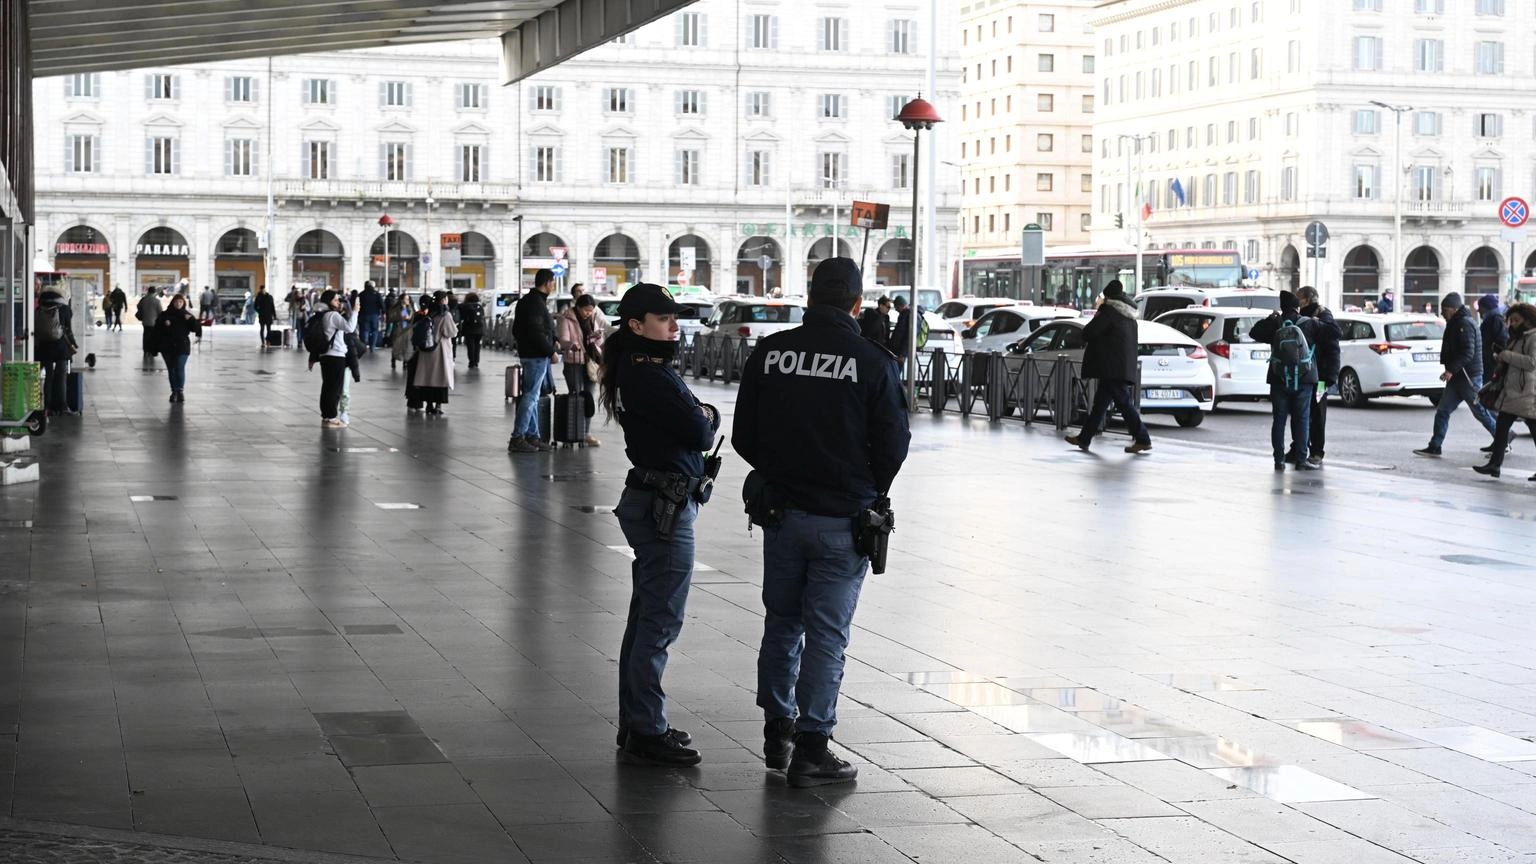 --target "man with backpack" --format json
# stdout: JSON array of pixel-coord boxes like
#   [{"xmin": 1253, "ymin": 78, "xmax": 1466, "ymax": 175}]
[
  {"xmin": 302, "ymin": 289, "xmax": 356, "ymax": 428},
  {"xmin": 34, "ymin": 288, "xmax": 78, "ymax": 414},
  {"xmin": 1251, "ymin": 291, "xmax": 1320, "ymax": 471},
  {"xmin": 1415, "ymin": 292, "xmax": 1498, "ymax": 457},
  {"xmin": 1296, "ymin": 286, "xmax": 1342, "ymax": 468}
]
